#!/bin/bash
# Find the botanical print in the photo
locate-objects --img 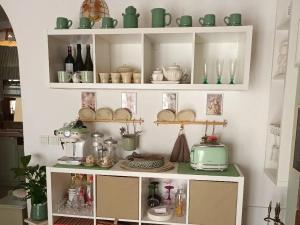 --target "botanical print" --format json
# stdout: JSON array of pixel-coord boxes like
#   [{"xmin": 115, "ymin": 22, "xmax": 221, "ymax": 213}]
[
  {"xmin": 121, "ymin": 92, "xmax": 137, "ymax": 114},
  {"xmin": 206, "ymin": 94, "xmax": 223, "ymax": 115},
  {"xmin": 162, "ymin": 93, "xmax": 177, "ymax": 112},
  {"xmin": 81, "ymin": 92, "xmax": 96, "ymax": 111}
]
